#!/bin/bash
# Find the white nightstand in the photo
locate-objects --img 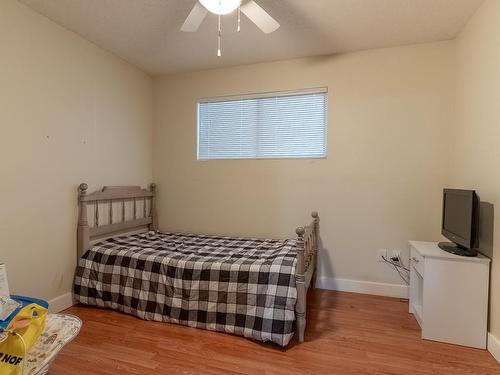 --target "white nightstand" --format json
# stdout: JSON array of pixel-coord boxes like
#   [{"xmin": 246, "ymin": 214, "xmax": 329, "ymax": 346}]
[{"xmin": 408, "ymin": 241, "xmax": 490, "ymax": 349}]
